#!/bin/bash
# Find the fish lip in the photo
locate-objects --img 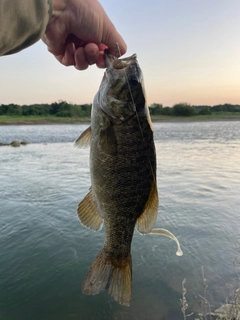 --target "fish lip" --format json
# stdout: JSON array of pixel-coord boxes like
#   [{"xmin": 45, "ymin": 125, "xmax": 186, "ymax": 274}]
[
  {"xmin": 104, "ymin": 49, "xmax": 137, "ymax": 71},
  {"xmin": 104, "ymin": 50, "xmax": 142, "ymax": 86}
]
